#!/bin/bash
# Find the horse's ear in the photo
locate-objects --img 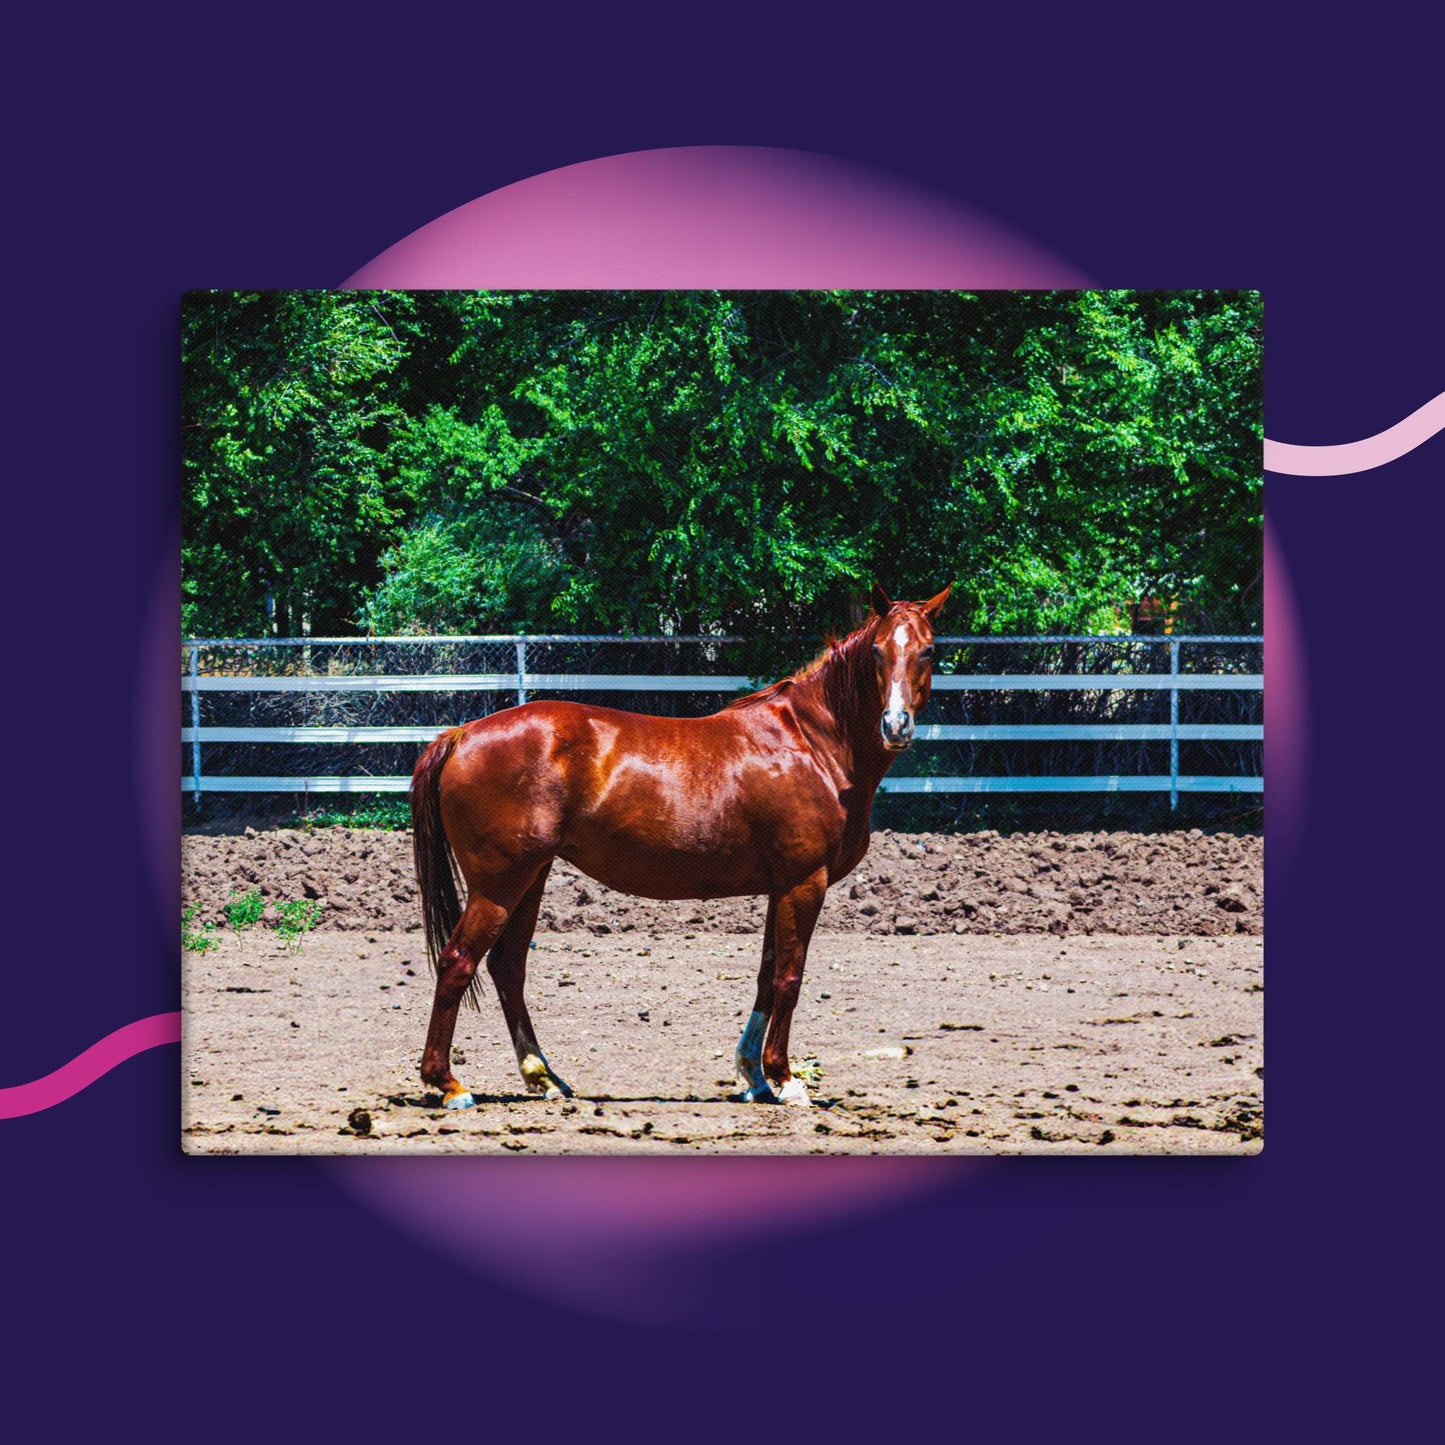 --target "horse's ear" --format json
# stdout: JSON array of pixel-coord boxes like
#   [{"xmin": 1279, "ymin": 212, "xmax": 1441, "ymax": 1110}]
[
  {"xmin": 920, "ymin": 584, "xmax": 952, "ymax": 621},
  {"xmin": 871, "ymin": 583, "xmax": 893, "ymax": 617}
]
